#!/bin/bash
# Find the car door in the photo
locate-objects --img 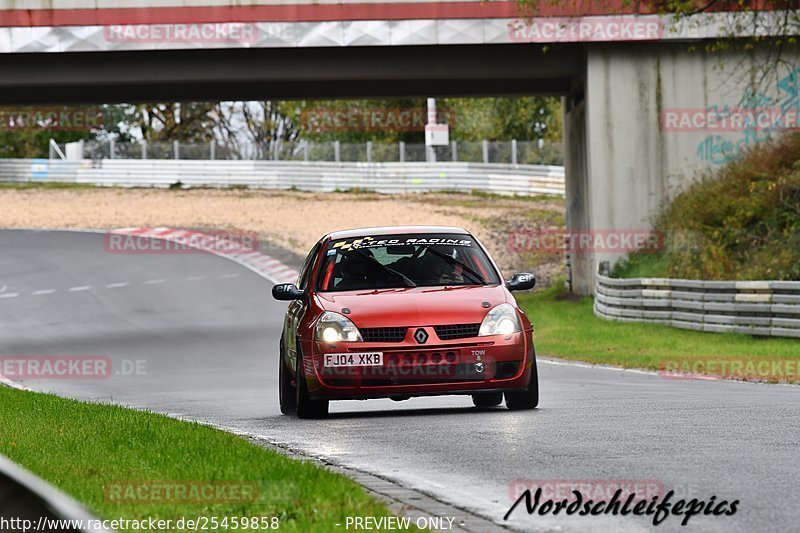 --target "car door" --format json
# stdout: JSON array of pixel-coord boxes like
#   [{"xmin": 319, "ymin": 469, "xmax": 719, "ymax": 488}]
[{"xmin": 285, "ymin": 241, "xmax": 322, "ymax": 365}]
